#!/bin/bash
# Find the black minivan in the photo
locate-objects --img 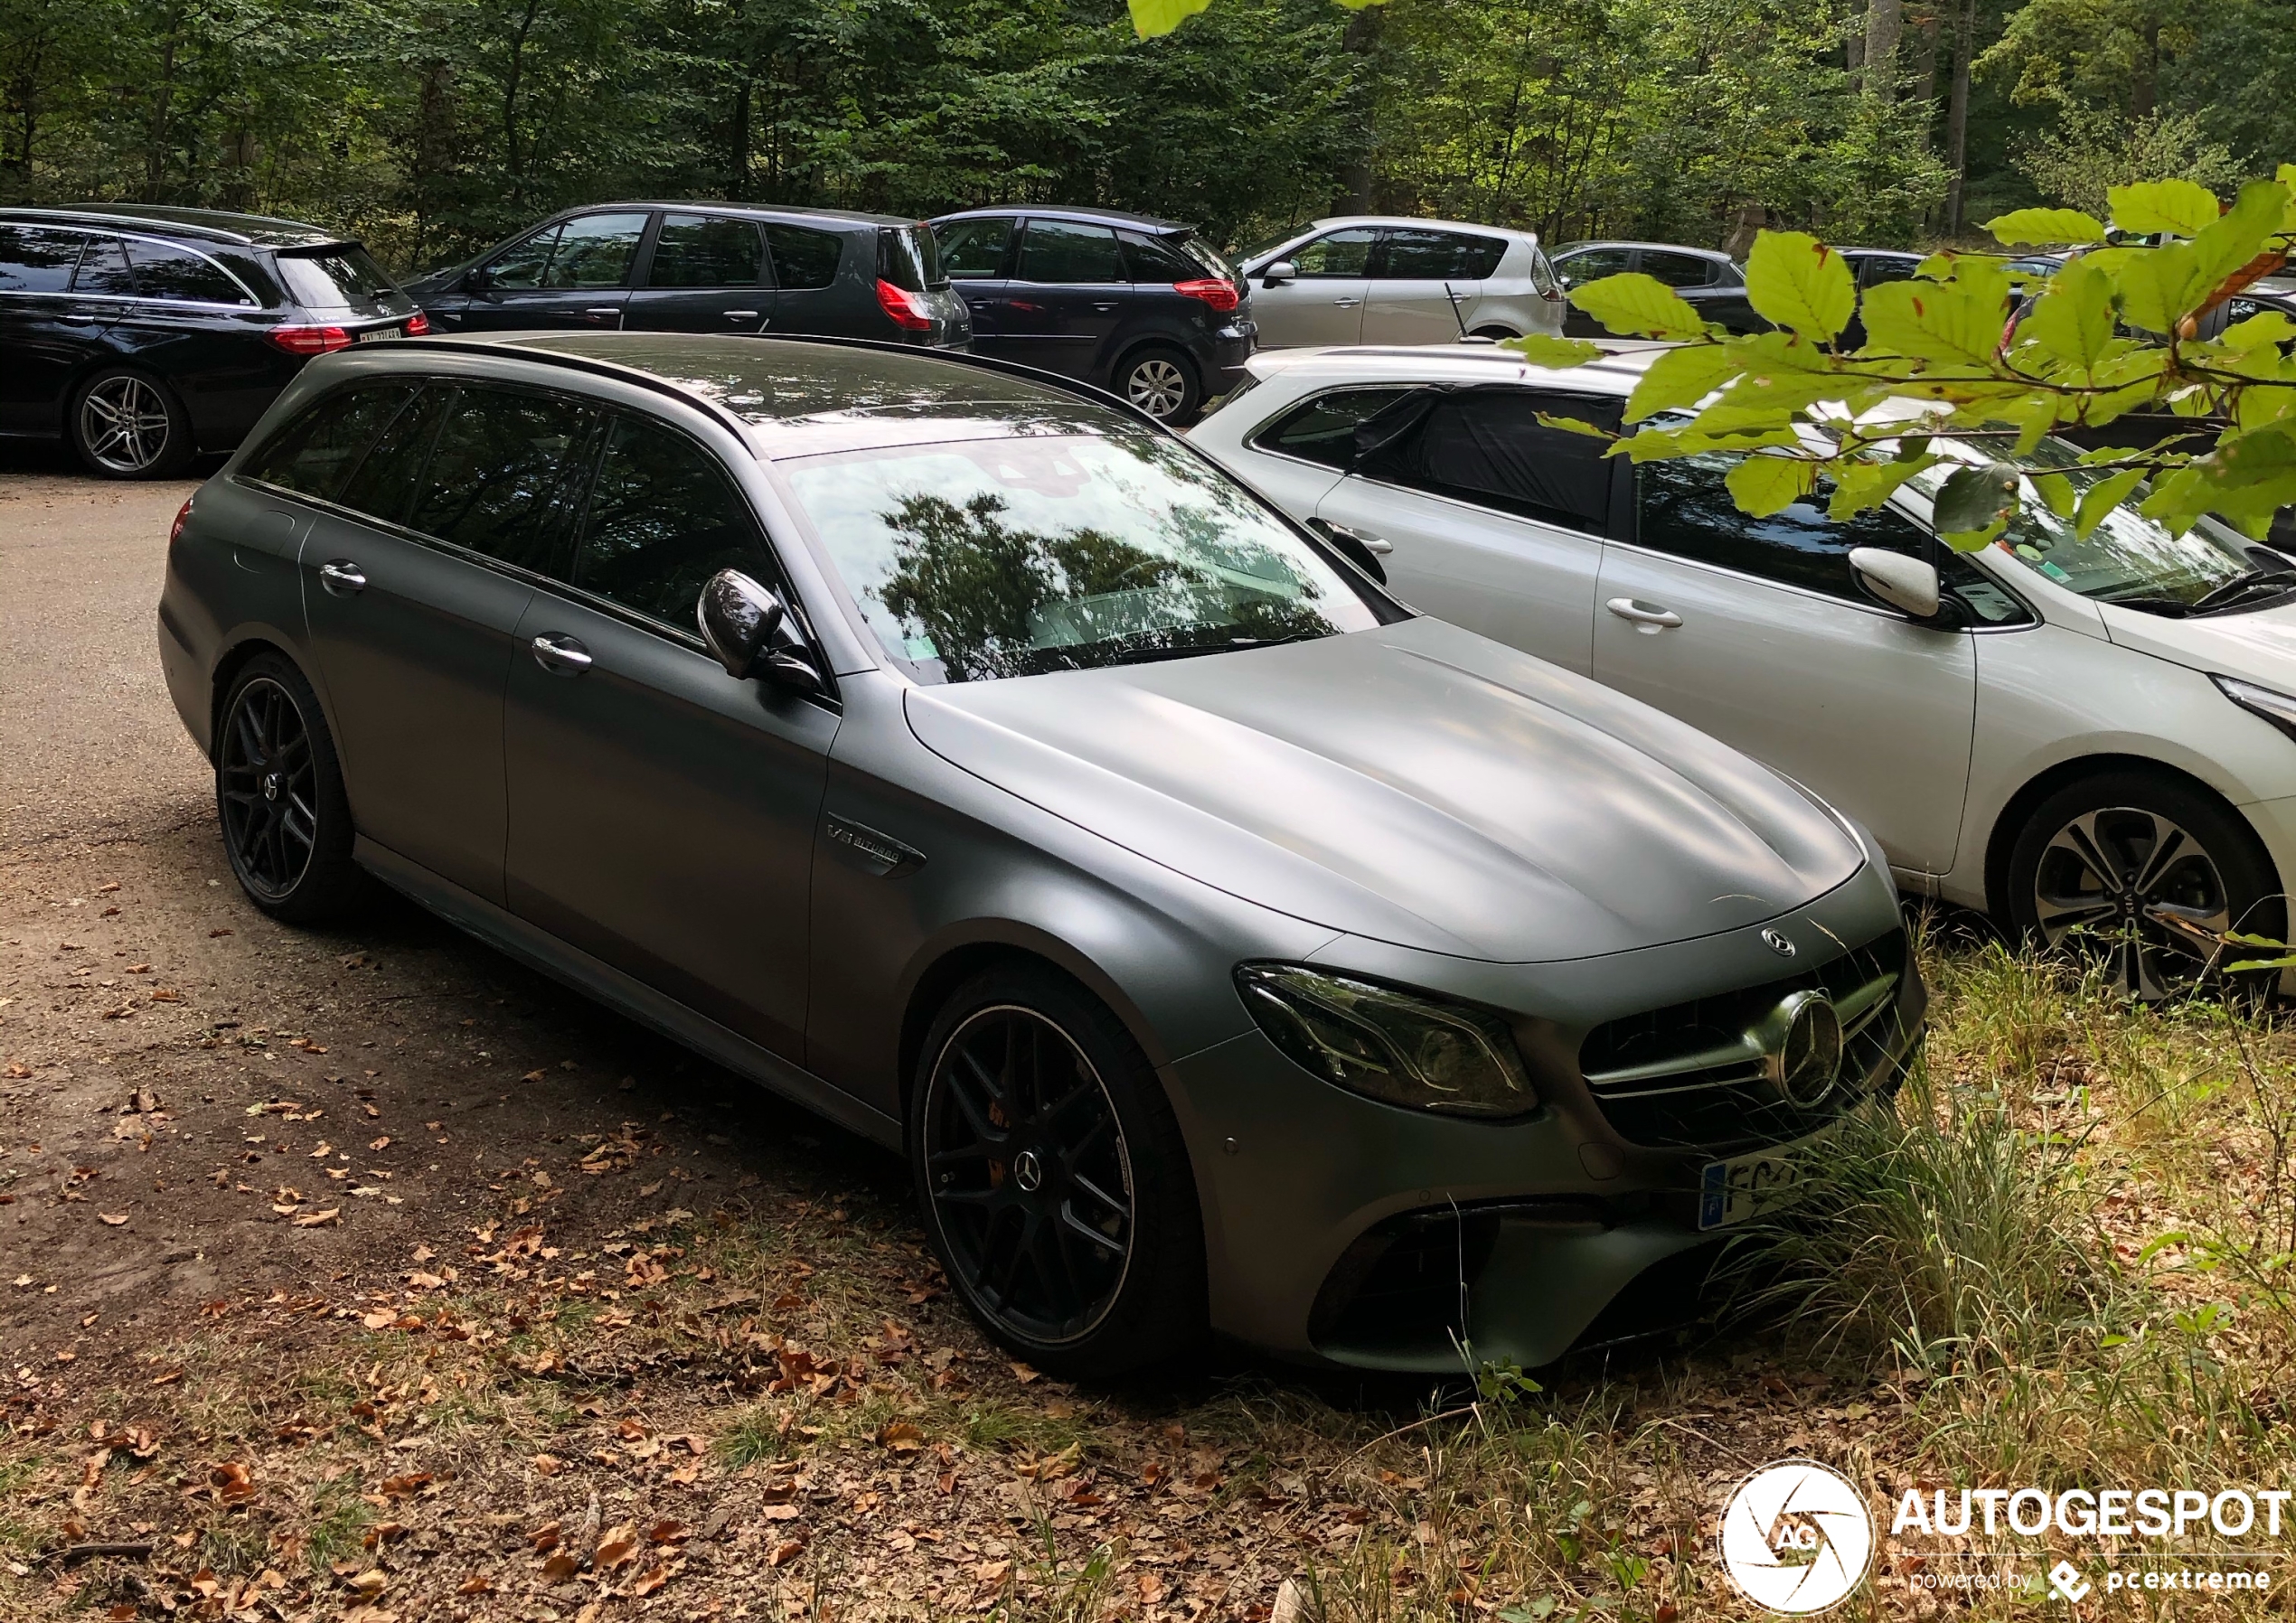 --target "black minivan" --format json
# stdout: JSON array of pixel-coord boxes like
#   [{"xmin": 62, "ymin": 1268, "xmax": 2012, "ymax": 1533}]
[
  {"xmin": 0, "ymin": 205, "xmax": 425, "ymax": 478},
  {"xmin": 928, "ymin": 206, "xmax": 1255, "ymax": 423},
  {"xmin": 404, "ymin": 203, "xmax": 970, "ymax": 350}
]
